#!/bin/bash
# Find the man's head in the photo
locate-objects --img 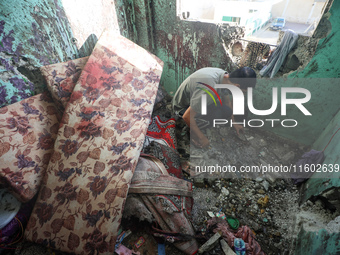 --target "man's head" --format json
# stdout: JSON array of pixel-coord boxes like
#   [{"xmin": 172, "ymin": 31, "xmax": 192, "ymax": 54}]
[{"xmin": 228, "ymin": 67, "xmax": 256, "ymax": 91}]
